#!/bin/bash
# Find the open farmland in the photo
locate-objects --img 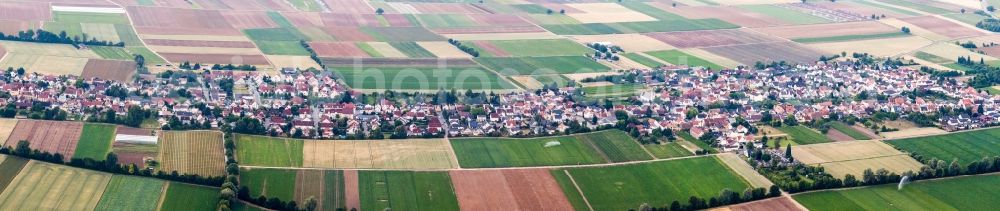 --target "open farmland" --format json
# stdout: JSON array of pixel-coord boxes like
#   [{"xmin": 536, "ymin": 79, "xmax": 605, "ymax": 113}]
[
  {"xmin": 555, "ymin": 156, "xmax": 751, "ymax": 211},
  {"xmin": 737, "ymin": 4, "xmax": 830, "ymax": 25},
  {"xmin": 95, "ymin": 175, "xmax": 165, "ymax": 211},
  {"xmin": 807, "ymin": 36, "xmax": 933, "ymax": 57},
  {"xmin": 643, "ymin": 142, "xmax": 694, "ymax": 159},
  {"xmin": 451, "ymin": 130, "xmax": 650, "ymax": 168},
  {"xmin": 718, "ymin": 153, "xmax": 774, "ymax": 188},
  {"xmin": 82, "ymin": 59, "xmax": 136, "ymax": 82},
  {"xmin": 886, "ymin": 127, "xmax": 1000, "ymax": 164},
  {"xmin": 0, "ymin": 155, "xmax": 27, "ymax": 193},
  {"xmin": 90, "ymin": 46, "xmax": 133, "ymax": 60},
  {"xmin": 0, "ymin": 119, "xmax": 15, "ymax": 145},
  {"xmin": 793, "ymin": 174, "xmax": 1000, "ymax": 211},
  {"xmin": 644, "ymin": 49, "xmax": 724, "ymax": 70},
  {"xmin": 72, "ymin": 123, "xmax": 117, "ymax": 160},
  {"xmin": 644, "ymin": 29, "xmax": 780, "ymax": 48},
  {"xmin": 830, "ymin": 122, "xmax": 877, "ymax": 140},
  {"xmin": 475, "ymin": 56, "xmax": 609, "ymax": 75},
  {"xmin": 158, "ymin": 182, "xmax": 219, "ymax": 211},
  {"xmin": 750, "ymin": 21, "xmax": 901, "ymax": 40},
  {"xmin": 722, "ymin": 196, "xmax": 804, "ymax": 211},
  {"xmin": 5, "ymin": 120, "xmax": 84, "ymax": 160},
  {"xmin": 792, "ymin": 141, "xmax": 923, "ymax": 179},
  {"xmin": 0, "ymin": 41, "xmax": 101, "ymax": 76},
  {"xmin": 472, "ymin": 39, "xmax": 592, "ymax": 57},
  {"xmin": 294, "ymin": 170, "xmax": 347, "ymax": 211},
  {"xmin": 451, "ymin": 169, "xmax": 574, "ymax": 210},
  {"xmin": 359, "ymin": 171, "xmax": 459, "ymax": 211},
  {"xmin": 0, "ymin": 161, "xmax": 111, "ymax": 211},
  {"xmin": 241, "ymin": 168, "xmax": 297, "ymax": 201},
  {"xmin": 654, "ymin": 4, "xmax": 789, "ymax": 27},
  {"xmin": 332, "ymin": 66, "xmax": 516, "ymax": 91},
  {"xmin": 703, "ymin": 42, "xmax": 823, "ymax": 65},
  {"xmin": 302, "ymin": 139, "xmax": 458, "ymax": 169},
  {"xmin": 235, "ymin": 134, "xmax": 304, "ymax": 167},
  {"xmin": 777, "ymin": 126, "xmax": 831, "ymax": 145},
  {"xmin": 158, "ymin": 131, "xmax": 225, "ymax": 177}
]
